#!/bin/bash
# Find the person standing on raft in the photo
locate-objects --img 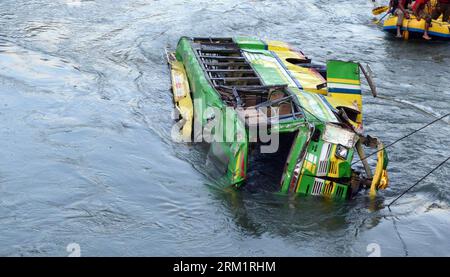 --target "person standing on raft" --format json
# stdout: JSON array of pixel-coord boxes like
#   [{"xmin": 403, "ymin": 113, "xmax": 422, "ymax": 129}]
[
  {"xmin": 412, "ymin": 0, "xmax": 433, "ymax": 40},
  {"xmin": 390, "ymin": 0, "xmax": 413, "ymax": 38},
  {"xmin": 431, "ymin": 0, "xmax": 450, "ymax": 22}
]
